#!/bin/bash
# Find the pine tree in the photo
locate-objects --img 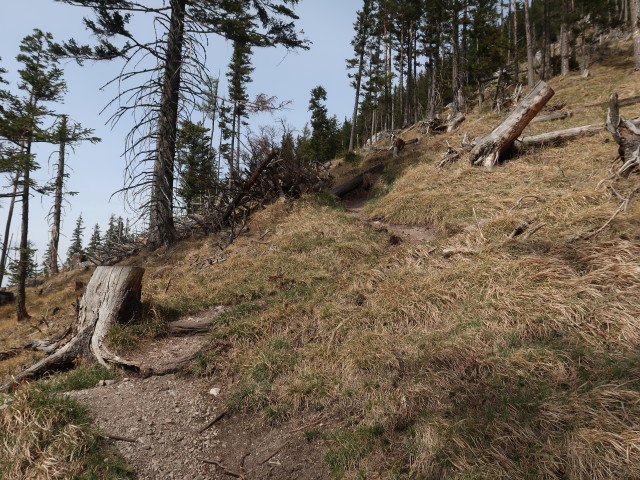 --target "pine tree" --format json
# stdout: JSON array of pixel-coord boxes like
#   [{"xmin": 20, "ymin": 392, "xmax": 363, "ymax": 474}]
[
  {"xmin": 66, "ymin": 214, "xmax": 84, "ymax": 262},
  {"xmin": 7, "ymin": 242, "xmax": 38, "ymax": 287},
  {"xmin": 176, "ymin": 120, "xmax": 216, "ymax": 214},
  {"xmin": 0, "ymin": 30, "xmax": 65, "ymax": 321},
  {"xmin": 55, "ymin": 0, "xmax": 308, "ymax": 249},
  {"xmin": 86, "ymin": 223, "xmax": 102, "ymax": 258},
  {"xmin": 308, "ymin": 86, "xmax": 340, "ymax": 163}
]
